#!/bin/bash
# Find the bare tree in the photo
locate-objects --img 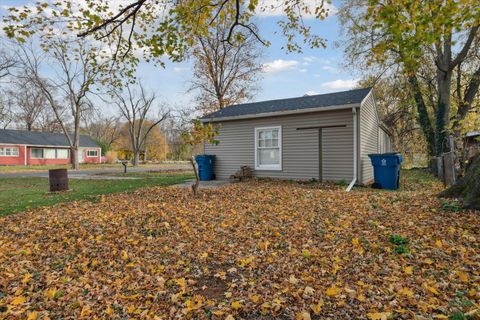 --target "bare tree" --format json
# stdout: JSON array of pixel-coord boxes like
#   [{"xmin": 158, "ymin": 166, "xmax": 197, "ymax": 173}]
[
  {"xmin": 113, "ymin": 83, "xmax": 169, "ymax": 166},
  {"xmin": 82, "ymin": 110, "xmax": 122, "ymax": 148},
  {"xmin": 8, "ymin": 76, "xmax": 48, "ymax": 131},
  {"xmin": 0, "ymin": 93, "xmax": 13, "ymax": 129},
  {"xmin": 16, "ymin": 39, "xmax": 106, "ymax": 169},
  {"xmin": 0, "ymin": 48, "xmax": 16, "ymax": 80},
  {"xmin": 189, "ymin": 24, "xmax": 262, "ymax": 114}
]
